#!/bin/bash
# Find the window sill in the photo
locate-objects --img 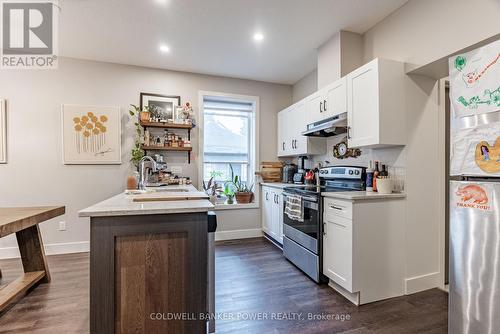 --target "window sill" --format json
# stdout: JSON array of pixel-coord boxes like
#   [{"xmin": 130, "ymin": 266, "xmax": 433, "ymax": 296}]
[{"xmin": 213, "ymin": 202, "xmax": 260, "ymax": 211}]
